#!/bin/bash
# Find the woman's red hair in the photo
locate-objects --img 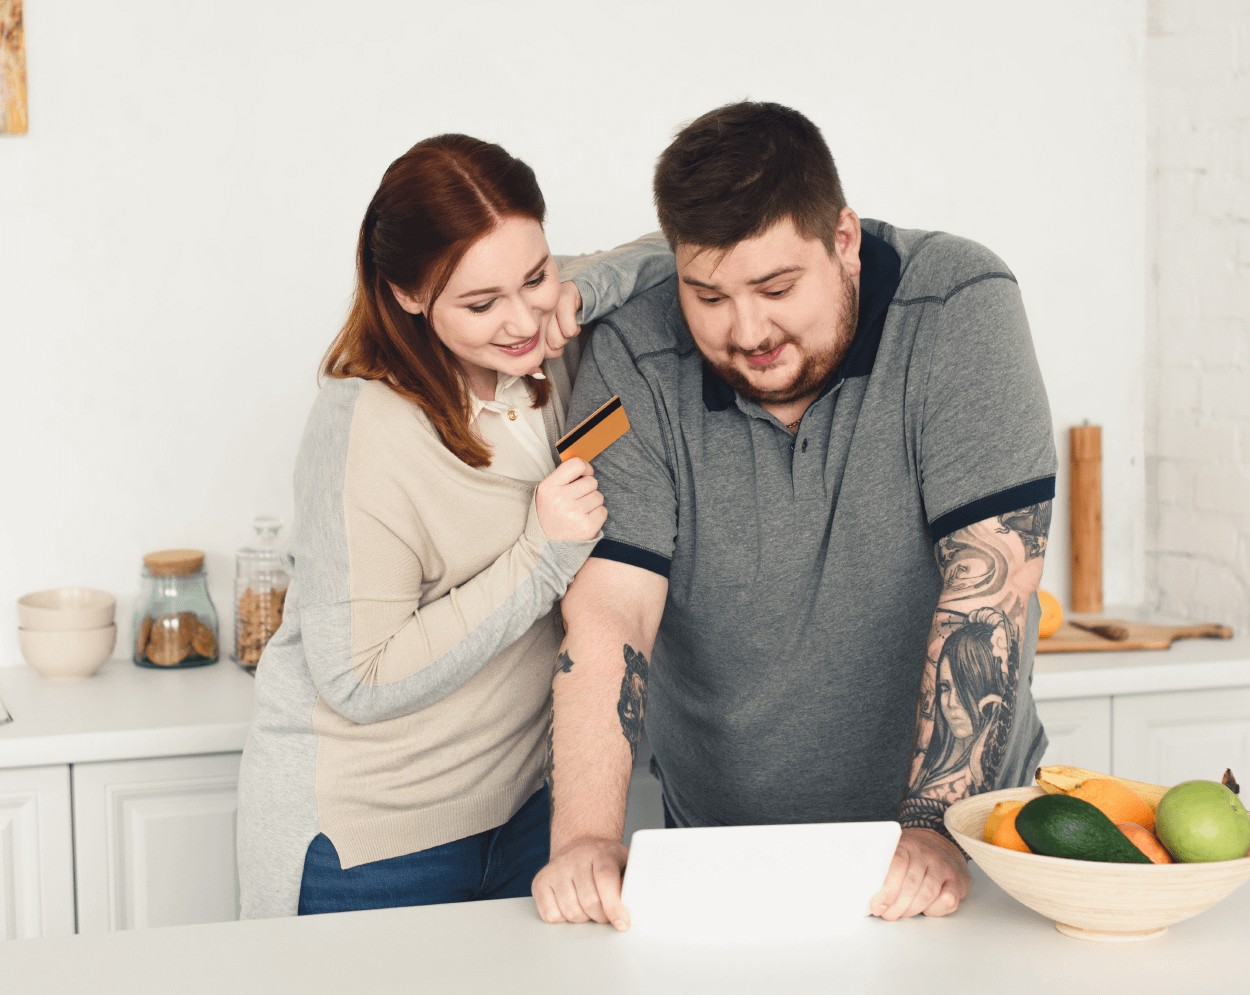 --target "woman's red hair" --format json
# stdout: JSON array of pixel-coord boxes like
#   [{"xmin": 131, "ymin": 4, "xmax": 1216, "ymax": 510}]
[{"xmin": 323, "ymin": 134, "xmax": 550, "ymax": 467}]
